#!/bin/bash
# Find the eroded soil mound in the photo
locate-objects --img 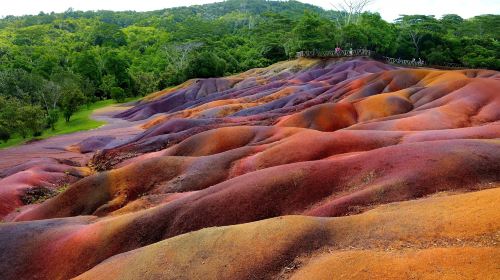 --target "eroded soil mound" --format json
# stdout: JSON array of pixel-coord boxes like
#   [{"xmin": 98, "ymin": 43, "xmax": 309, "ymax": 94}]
[{"xmin": 0, "ymin": 57, "xmax": 499, "ymax": 279}]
